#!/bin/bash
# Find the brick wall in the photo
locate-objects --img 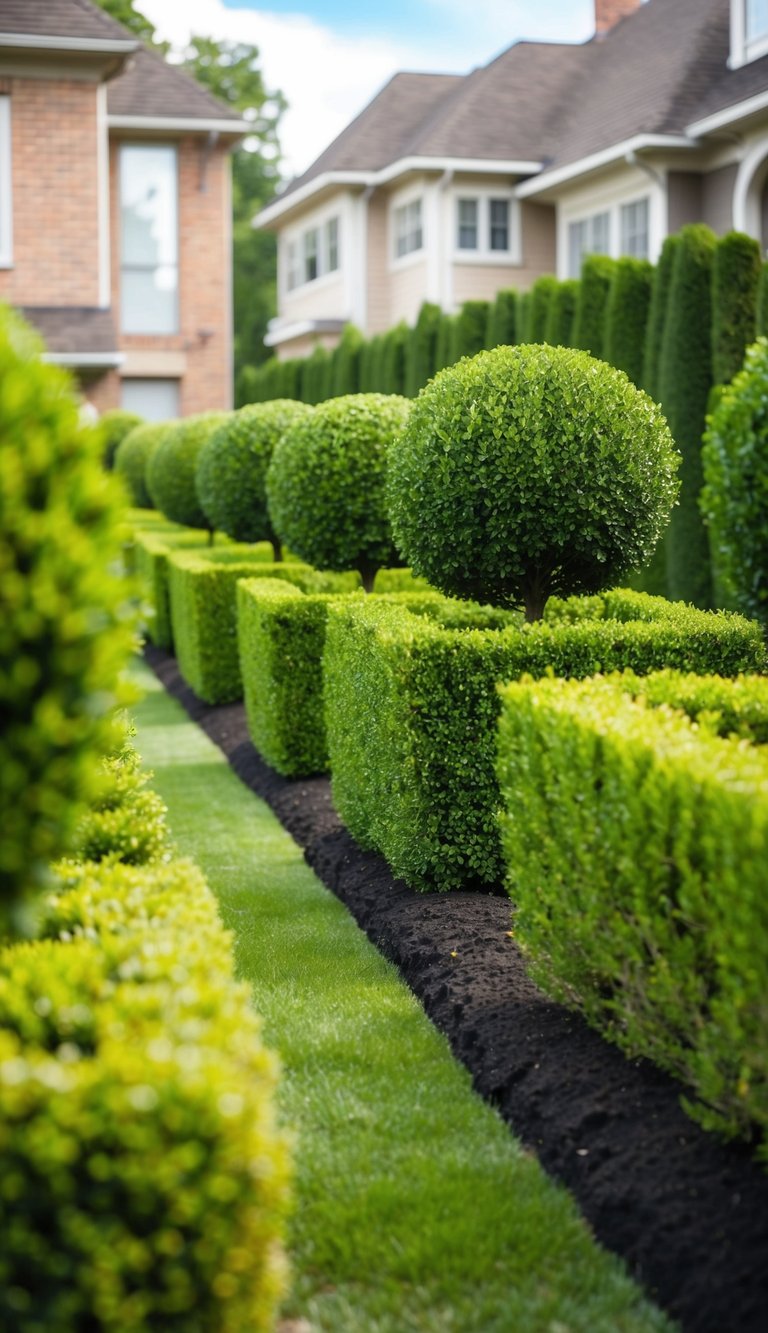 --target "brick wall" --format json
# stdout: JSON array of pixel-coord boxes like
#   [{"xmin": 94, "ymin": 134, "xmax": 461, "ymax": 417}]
[
  {"xmin": 110, "ymin": 136, "xmax": 233, "ymax": 415},
  {"xmin": 0, "ymin": 78, "xmax": 100, "ymax": 306}
]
